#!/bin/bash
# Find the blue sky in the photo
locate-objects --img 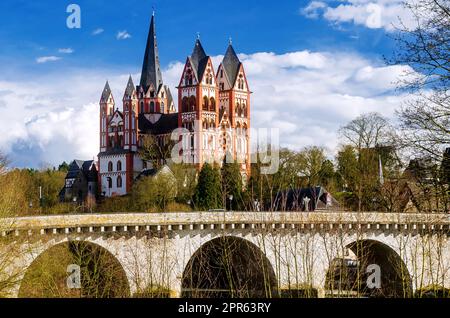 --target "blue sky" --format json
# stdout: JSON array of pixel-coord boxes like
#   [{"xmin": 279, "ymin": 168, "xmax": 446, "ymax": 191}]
[
  {"xmin": 0, "ymin": 0, "xmax": 398, "ymax": 74},
  {"xmin": 0, "ymin": 0, "xmax": 416, "ymax": 167}
]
